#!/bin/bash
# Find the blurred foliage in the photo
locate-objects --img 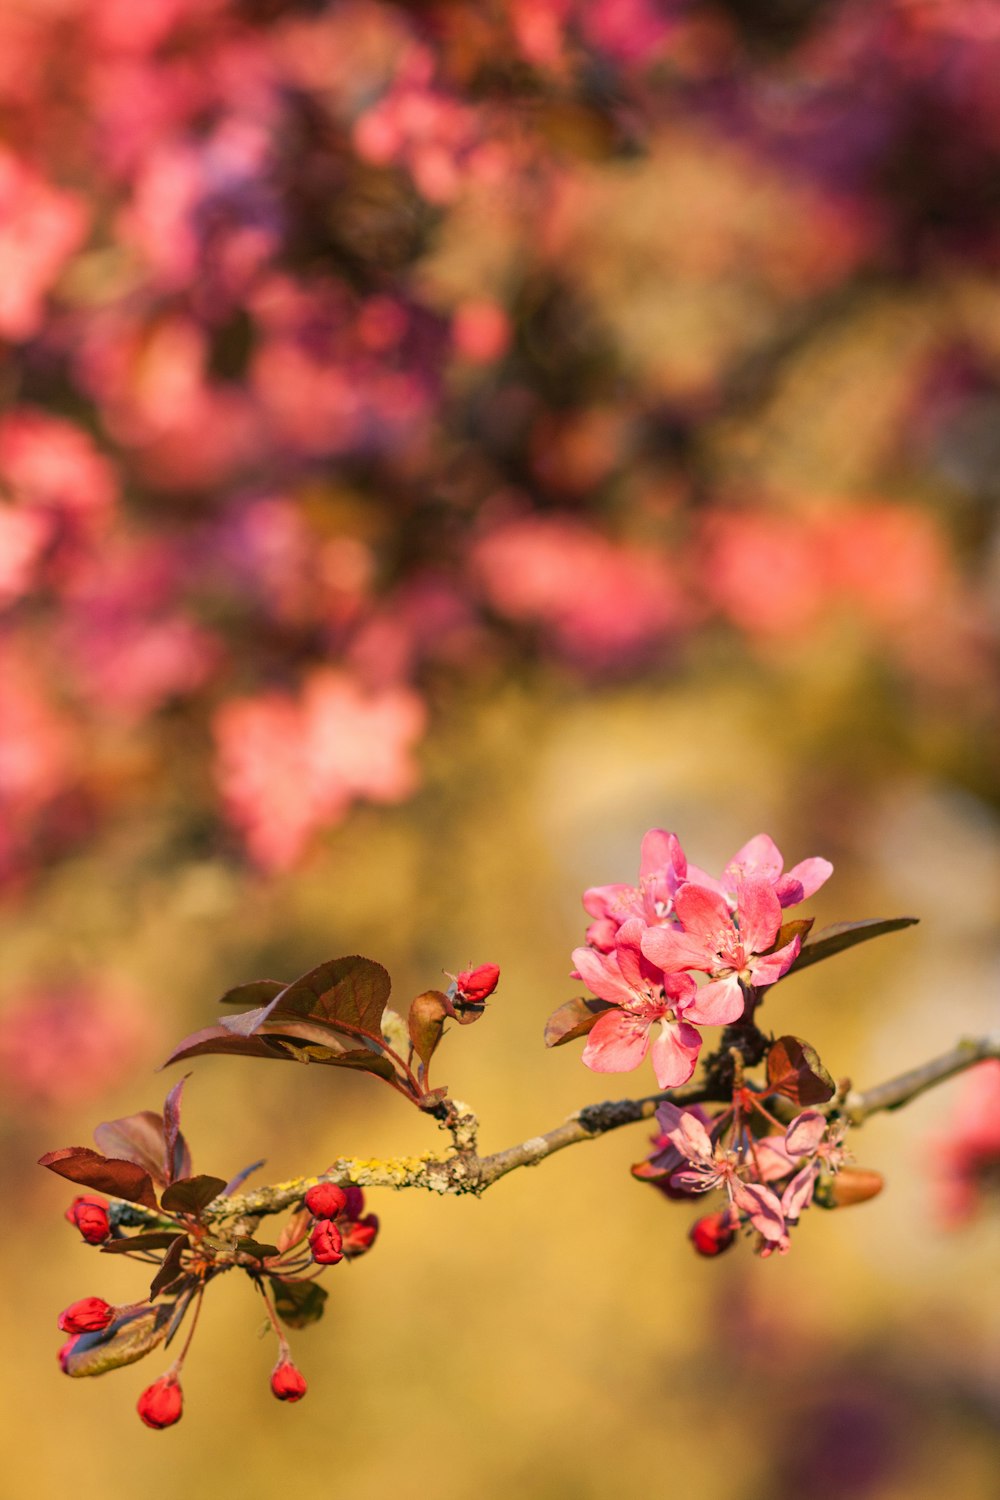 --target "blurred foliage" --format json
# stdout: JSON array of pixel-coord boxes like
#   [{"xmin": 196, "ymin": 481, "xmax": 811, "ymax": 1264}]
[{"xmin": 1, "ymin": 0, "xmax": 999, "ymax": 1494}]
